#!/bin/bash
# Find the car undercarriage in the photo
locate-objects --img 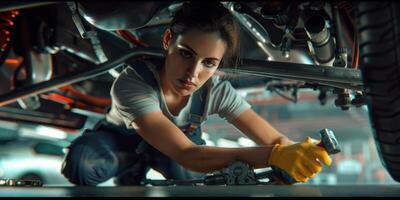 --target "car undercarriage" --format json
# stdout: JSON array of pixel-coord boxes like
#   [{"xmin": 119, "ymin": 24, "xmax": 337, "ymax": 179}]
[{"xmin": 0, "ymin": 1, "xmax": 400, "ymax": 197}]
